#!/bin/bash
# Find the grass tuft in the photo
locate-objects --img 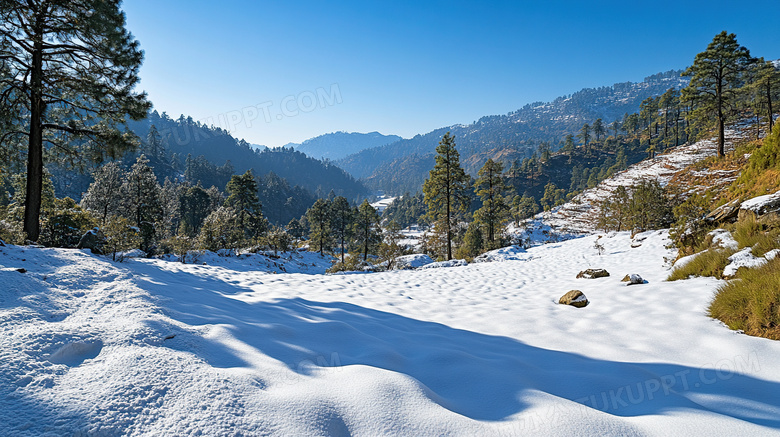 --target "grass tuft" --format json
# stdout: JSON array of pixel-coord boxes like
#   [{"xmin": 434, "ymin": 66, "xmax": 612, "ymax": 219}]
[
  {"xmin": 667, "ymin": 248, "xmax": 736, "ymax": 281},
  {"xmin": 709, "ymin": 257, "xmax": 780, "ymax": 340}
]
